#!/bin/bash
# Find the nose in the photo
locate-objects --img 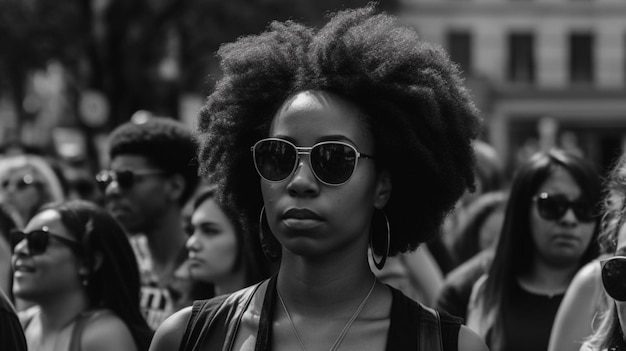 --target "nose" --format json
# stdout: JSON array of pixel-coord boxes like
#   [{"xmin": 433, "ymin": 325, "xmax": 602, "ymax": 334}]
[
  {"xmin": 286, "ymin": 157, "xmax": 320, "ymax": 197},
  {"xmin": 186, "ymin": 233, "xmax": 201, "ymax": 252},
  {"xmin": 13, "ymin": 239, "xmax": 30, "ymax": 257},
  {"xmin": 558, "ymin": 207, "xmax": 578, "ymax": 227}
]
